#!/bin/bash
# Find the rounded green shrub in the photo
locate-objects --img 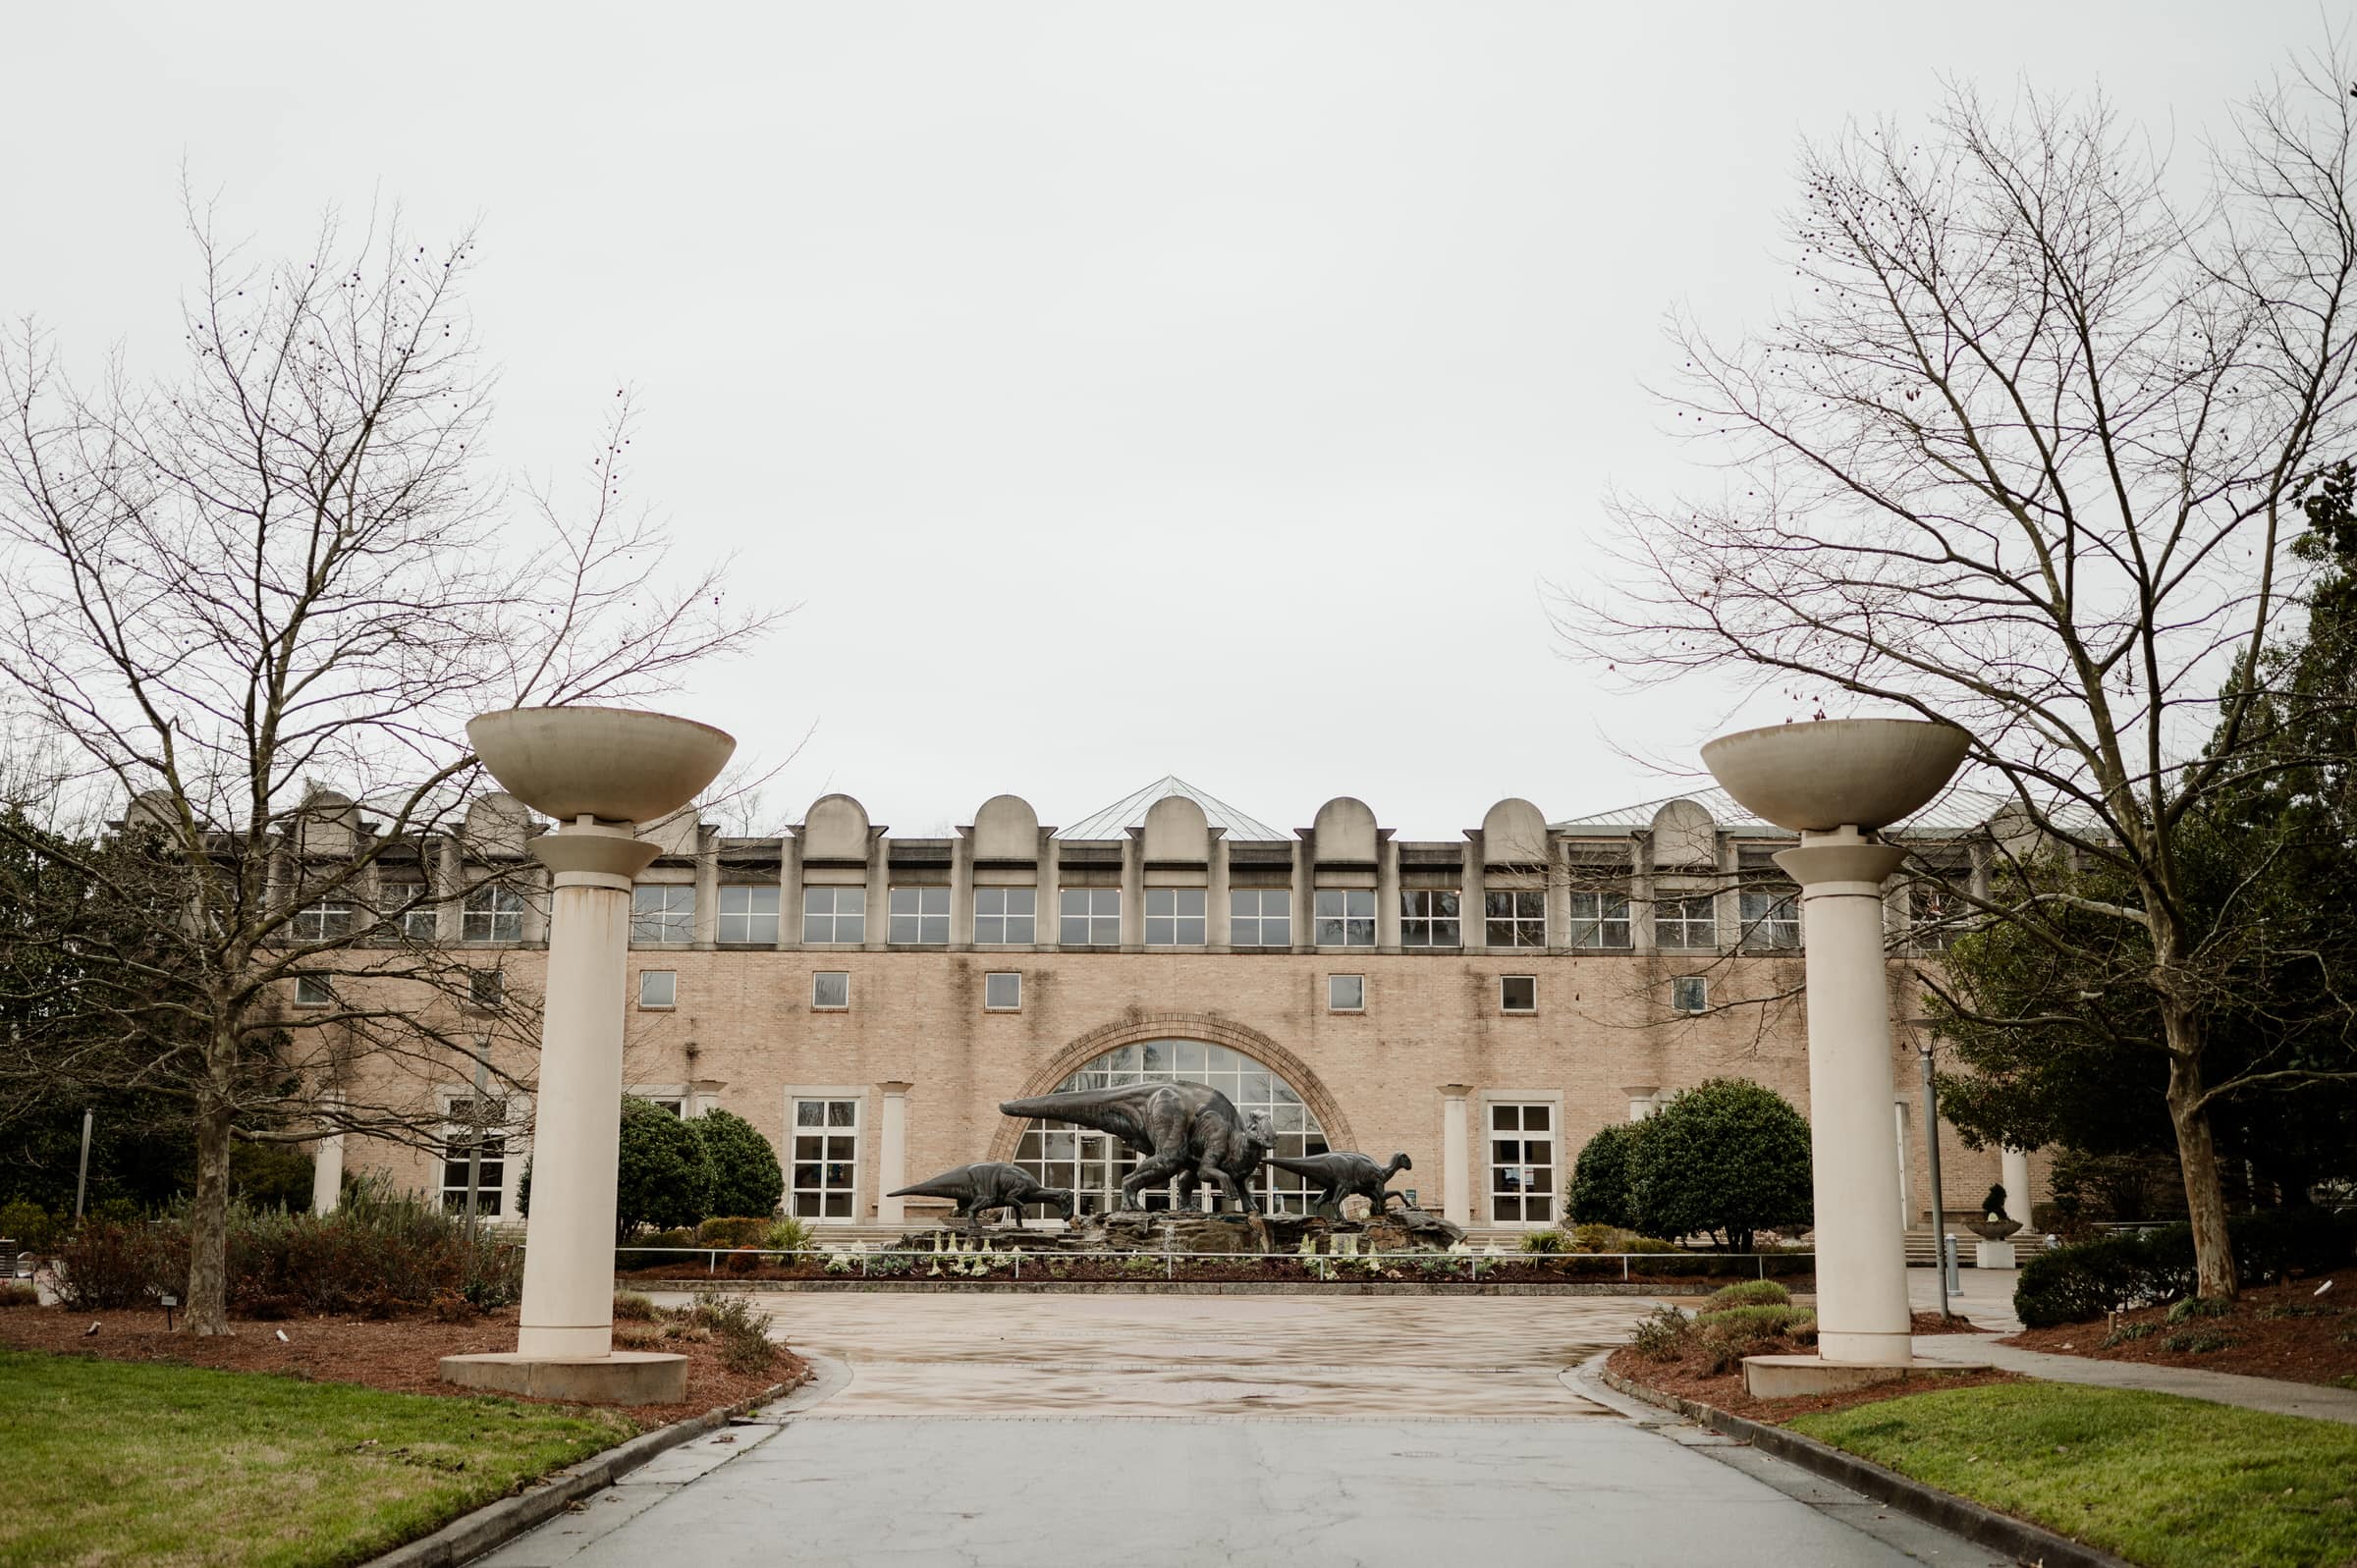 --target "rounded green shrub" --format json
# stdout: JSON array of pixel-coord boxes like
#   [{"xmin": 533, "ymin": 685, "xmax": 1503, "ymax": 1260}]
[
  {"xmin": 616, "ymin": 1096, "xmax": 711, "ymax": 1236},
  {"xmin": 696, "ymin": 1108, "xmax": 784, "ymax": 1221},
  {"xmin": 1569, "ymin": 1121, "xmax": 1642, "ymax": 1229},
  {"xmin": 1702, "ymin": 1278, "xmax": 1791, "ymax": 1310},
  {"xmin": 697, "ymin": 1216, "xmax": 772, "ymax": 1248},
  {"xmin": 1627, "ymin": 1078, "xmax": 1812, "ymax": 1251}
]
